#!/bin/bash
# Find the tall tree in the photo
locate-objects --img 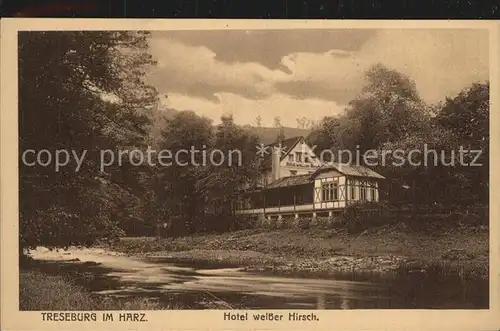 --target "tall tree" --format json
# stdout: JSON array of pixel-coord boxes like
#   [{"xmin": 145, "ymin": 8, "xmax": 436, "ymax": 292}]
[
  {"xmin": 379, "ymin": 82, "xmax": 489, "ymax": 205},
  {"xmin": 309, "ymin": 64, "xmax": 429, "ymax": 155},
  {"xmin": 349, "ymin": 64, "xmax": 428, "ymax": 151},
  {"xmin": 195, "ymin": 115, "xmax": 260, "ymax": 218},
  {"xmin": 255, "ymin": 115, "xmax": 262, "ymax": 128},
  {"xmin": 273, "ymin": 116, "xmax": 282, "ymax": 128},
  {"xmin": 155, "ymin": 111, "xmax": 214, "ymax": 232},
  {"xmin": 436, "ymin": 82, "xmax": 489, "ymax": 203},
  {"xmin": 19, "ymin": 31, "xmax": 158, "ymax": 249}
]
